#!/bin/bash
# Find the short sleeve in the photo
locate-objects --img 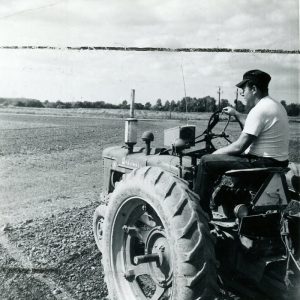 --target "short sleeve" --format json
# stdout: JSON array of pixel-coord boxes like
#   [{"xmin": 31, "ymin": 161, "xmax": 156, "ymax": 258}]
[{"xmin": 243, "ymin": 106, "xmax": 265, "ymax": 137}]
